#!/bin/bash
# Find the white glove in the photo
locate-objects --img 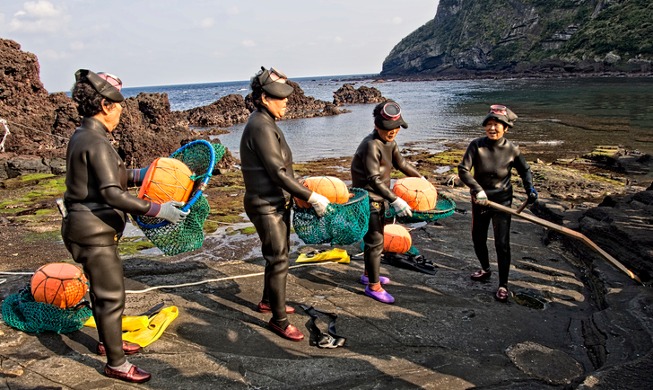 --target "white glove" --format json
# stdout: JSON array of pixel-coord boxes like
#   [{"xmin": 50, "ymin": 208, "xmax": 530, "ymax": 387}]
[
  {"xmin": 308, "ymin": 192, "xmax": 330, "ymax": 217},
  {"xmin": 155, "ymin": 201, "xmax": 189, "ymax": 224},
  {"xmin": 391, "ymin": 197, "xmax": 412, "ymax": 217},
  {"xmin": 474, "ymin": 190, "xmax": 488, "ymax": 205}
]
